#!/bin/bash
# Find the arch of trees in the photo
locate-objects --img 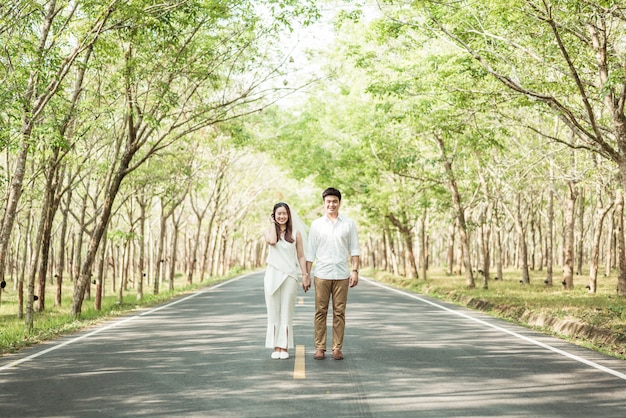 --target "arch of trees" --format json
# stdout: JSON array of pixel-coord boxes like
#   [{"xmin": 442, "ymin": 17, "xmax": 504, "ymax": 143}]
[{"xmin": 2, "ymin": 1, "xmax": 625, "ymax": 335}]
